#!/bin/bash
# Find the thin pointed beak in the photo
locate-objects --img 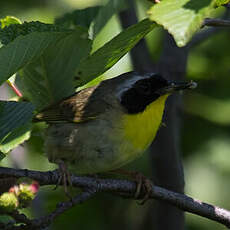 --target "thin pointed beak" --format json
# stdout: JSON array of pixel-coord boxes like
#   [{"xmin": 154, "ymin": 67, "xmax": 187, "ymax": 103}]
[{"xmin": 156, "ymin": 81, "xmax": 197, "ymax": 95}]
